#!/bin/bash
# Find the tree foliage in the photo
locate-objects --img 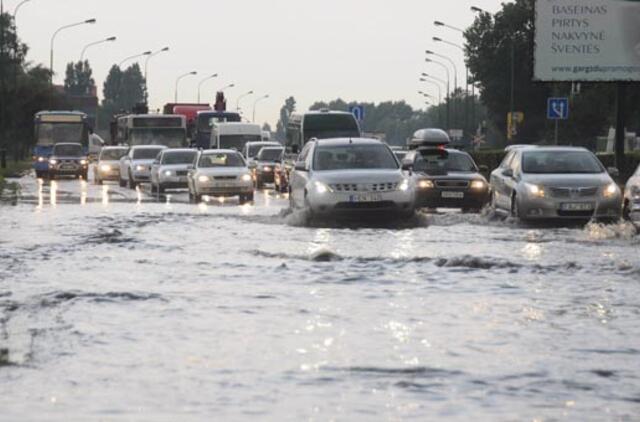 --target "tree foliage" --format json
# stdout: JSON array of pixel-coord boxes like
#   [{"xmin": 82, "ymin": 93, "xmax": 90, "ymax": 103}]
[
  {"xmin": 64, "ymin": 60, "xmax": 96, "ymax": 96},
  {"xmin": 99, "ymin": 63, "xmax": 147, "ymax": 129},
  {"xmin": 275, "ymin": 96, "xmax": 296, "ymax": 141}
]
